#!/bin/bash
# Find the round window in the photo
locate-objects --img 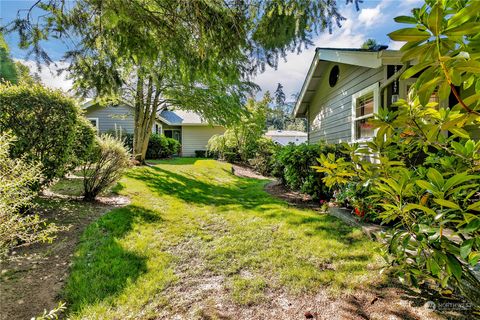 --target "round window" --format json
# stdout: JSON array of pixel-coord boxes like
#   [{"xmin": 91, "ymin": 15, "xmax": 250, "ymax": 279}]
[{"xmin": 329, "ymin": 65, "xmax": 340, "ymax": 87}]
